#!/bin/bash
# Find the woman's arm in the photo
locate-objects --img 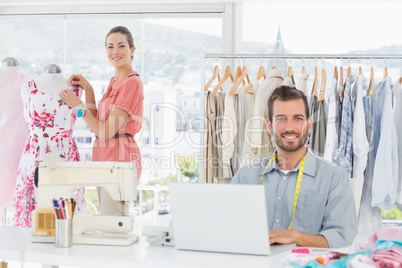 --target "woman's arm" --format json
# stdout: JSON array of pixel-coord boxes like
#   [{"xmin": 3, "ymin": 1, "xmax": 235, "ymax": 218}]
[
  {"xmin": 60, "ymin": 89, "xmax": 129, "ymax": 142},
  {"xmin": 69, "ymin": 74, "xmax": 97, "ymax": 117}
]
